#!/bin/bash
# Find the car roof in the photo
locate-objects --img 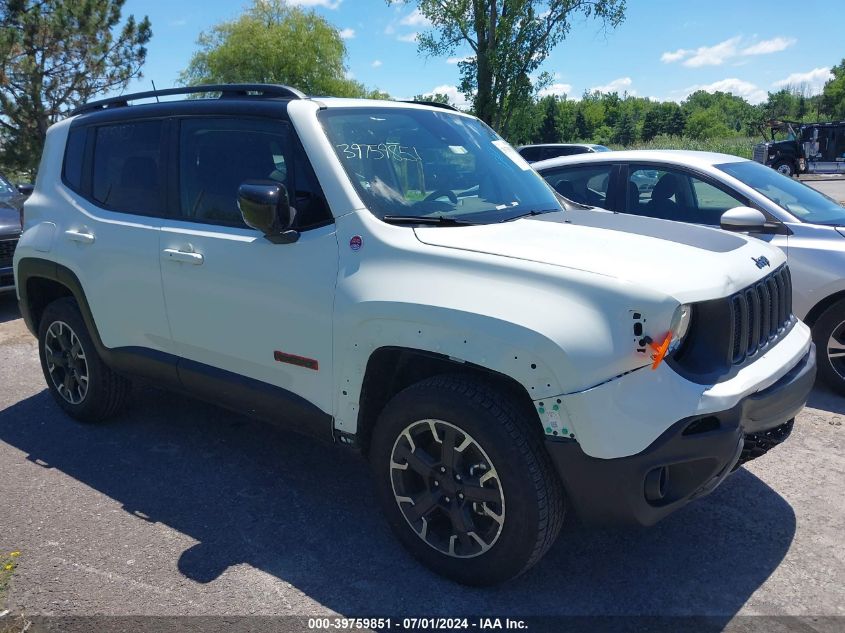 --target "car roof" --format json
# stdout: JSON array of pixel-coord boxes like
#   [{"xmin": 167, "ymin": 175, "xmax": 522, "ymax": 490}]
[
  {"xmin": 532, "ymin": 149, "xmax": 748, "ymax": 171},
  {"xmin": 517, "ymin": 143, "xmax": 594, "ymax": 149}
]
